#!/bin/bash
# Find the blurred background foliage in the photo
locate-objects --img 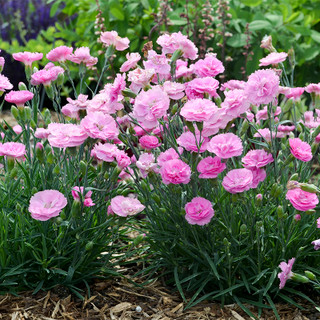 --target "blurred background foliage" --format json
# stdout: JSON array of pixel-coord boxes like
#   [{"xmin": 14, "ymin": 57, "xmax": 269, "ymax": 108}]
[{"xmin": 0, "ymin": 0, "xmax": 320, "ymax": 86}]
